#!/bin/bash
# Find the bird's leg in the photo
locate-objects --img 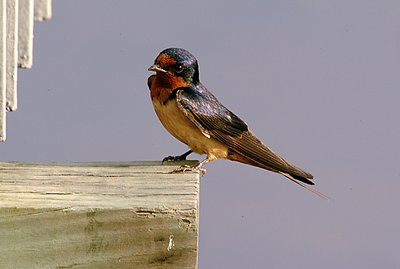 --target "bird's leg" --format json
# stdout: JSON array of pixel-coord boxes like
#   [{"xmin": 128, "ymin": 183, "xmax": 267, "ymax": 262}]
[
  {"xmin": 192, "ymin": 158, "xmax": 210, "ymax": 175},
  {"xmin": 171, "ymin": 156, "xmax": 212, "ymax": 176},
  {"xmin": 162, "ymin": 150, "xmax": 193, "ymax": 164}
]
